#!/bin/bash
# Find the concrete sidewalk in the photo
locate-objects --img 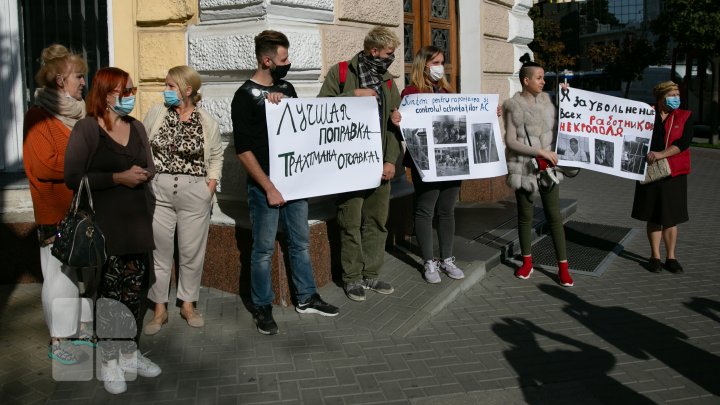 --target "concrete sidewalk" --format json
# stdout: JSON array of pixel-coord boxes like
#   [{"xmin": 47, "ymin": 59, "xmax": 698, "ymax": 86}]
[{"xmin": 2, "ymin": 148, "xmax": 719, "ymax": 404}]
